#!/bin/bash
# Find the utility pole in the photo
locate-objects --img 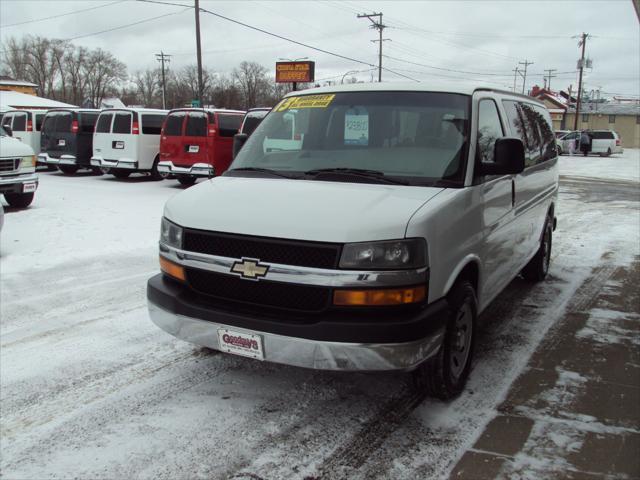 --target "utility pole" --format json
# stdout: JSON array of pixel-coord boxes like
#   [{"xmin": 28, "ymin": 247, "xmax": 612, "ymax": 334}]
[
  {"xmin": 518, "ymin": 60, "xmax": 534, "ymax": 95},
  {"xmin": 573, "ymin": 32, "xmax": 589, "ymax": 130},
  {"xmin": 357, "ymin": 12, "xmax": 385, "ymax": 82},
  {"xmin": 544, "ymin": 68, "xmax": 557, "ymax": 90},
  {"xmin": 155, "ymin": 51, "xmax": 171, "ymax": 109},
  {"xmin": 194, "ymin": 0, "xmax": 203, "ymax": 107},
  {"xmin": 512, "ymin": 67, "xmax": 519, "ymax": 92}
]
